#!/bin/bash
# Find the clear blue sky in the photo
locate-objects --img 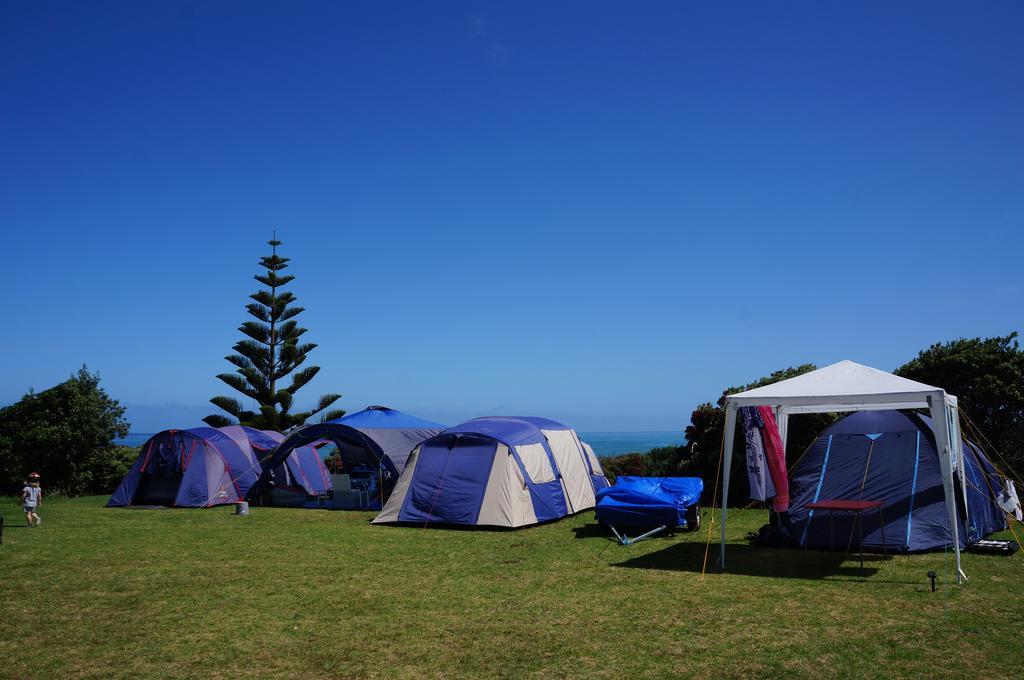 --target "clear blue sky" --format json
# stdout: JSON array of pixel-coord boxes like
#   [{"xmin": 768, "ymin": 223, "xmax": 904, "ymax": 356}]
[{"xmin": 3, "ymin": 1, "xmax": 1022, "ymax": 432}]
